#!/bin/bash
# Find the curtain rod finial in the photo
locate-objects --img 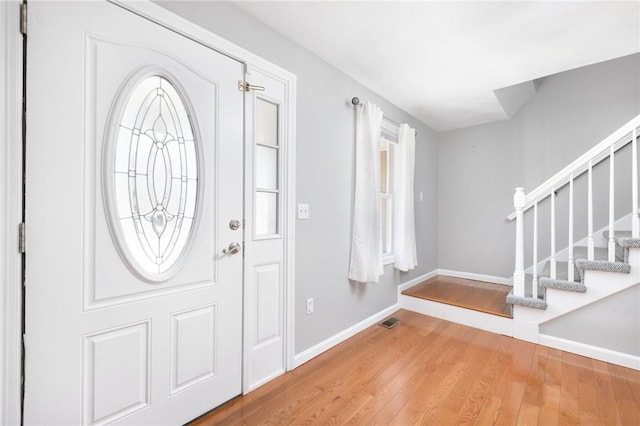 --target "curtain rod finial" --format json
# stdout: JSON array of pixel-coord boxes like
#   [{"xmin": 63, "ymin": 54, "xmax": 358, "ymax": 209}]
[{"xmin": 351, "ymin": 97, "xmax": 360, "ymax": 106}]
